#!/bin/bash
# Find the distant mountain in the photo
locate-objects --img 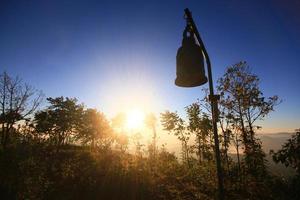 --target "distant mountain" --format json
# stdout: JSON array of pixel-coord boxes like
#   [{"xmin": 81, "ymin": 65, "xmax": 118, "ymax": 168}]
[
  {"xmin": 258, "ymin": 132, "xmax": 295, "ymax": 177},
  {"xmin": 258, "ymin": 132, "xmax": 293, "ymax": 152},
  {"xmin": 229, "ymin": 132, "xmax": 296, "ymax": 177}
]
